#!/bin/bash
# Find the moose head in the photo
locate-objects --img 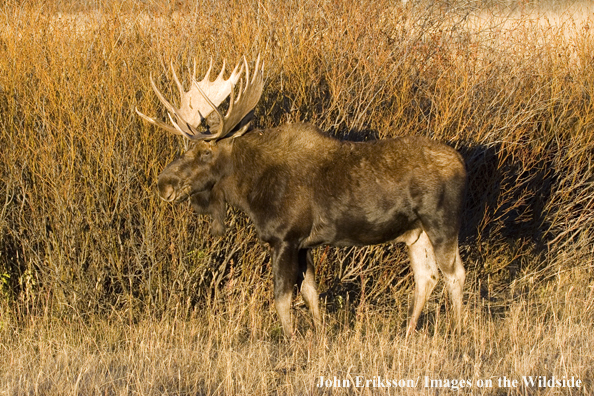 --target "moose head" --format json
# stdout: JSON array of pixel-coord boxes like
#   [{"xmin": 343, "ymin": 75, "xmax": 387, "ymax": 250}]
[{"xmin": 136, "ymin": 56, "xmax": 264, "ymax": 236}]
